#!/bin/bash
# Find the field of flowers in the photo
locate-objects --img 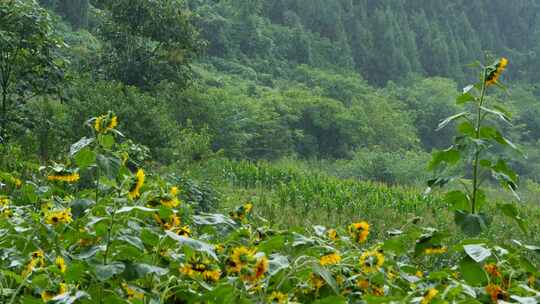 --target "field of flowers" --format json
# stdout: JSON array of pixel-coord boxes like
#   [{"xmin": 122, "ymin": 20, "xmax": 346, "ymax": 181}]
[
  {"xmin": 0, "ymin": 111, "xmax": 539, "ymax": 303},
  {"xmin": 1, "ymin": 58, "xmax": 540, "ymax": 303}
]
